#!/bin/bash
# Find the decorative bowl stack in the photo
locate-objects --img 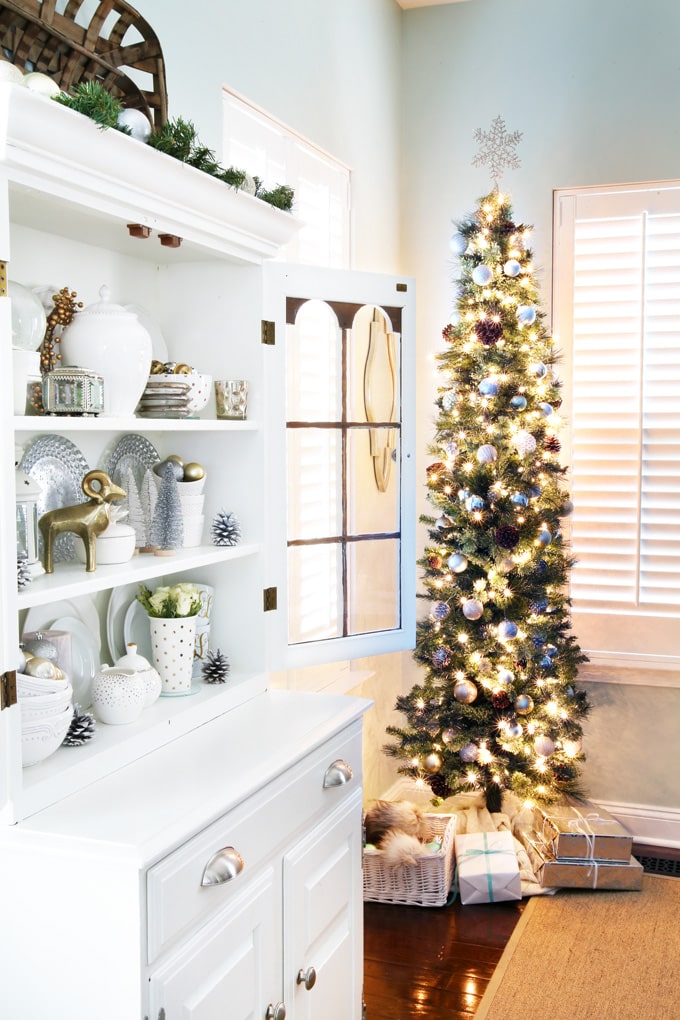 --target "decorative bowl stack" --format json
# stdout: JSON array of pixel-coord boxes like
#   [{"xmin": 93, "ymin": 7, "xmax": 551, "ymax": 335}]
[
  {"xmin": 136, "ymin": 372, "xmax": 212, "ymax": 418},
  {"xmin": 18, "ymin": 671, "xmax": 73, "ymax": 766},
  {"xmin": 177, "ymin": 476, "xmax": 206, "ymax": 547}
]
